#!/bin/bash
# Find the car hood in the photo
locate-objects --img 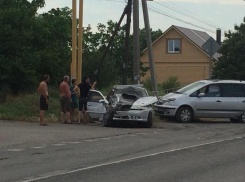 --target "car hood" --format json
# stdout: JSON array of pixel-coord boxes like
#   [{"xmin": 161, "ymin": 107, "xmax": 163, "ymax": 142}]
[
  {"xmin": 131, "ymin": 97, "xmax": 158, "ymax": 108},
  {"xmin": 161, "ymin": 93, "xmax": 184, "ymax": 101}
]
